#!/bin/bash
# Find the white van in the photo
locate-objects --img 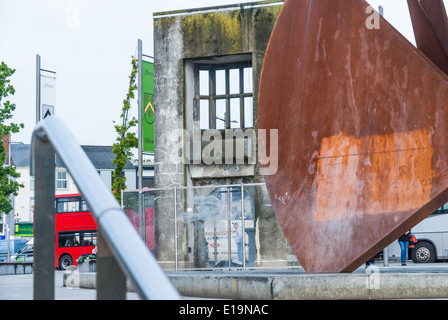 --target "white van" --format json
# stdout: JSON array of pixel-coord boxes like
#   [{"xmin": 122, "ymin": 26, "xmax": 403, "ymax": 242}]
[
  {"xmin": 387, "ymin": 209, "xmax": 448, "ymax": 263},
  {"xmin": 12, "ymin": 238, "xmax": 34, "ymax": 262}
]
